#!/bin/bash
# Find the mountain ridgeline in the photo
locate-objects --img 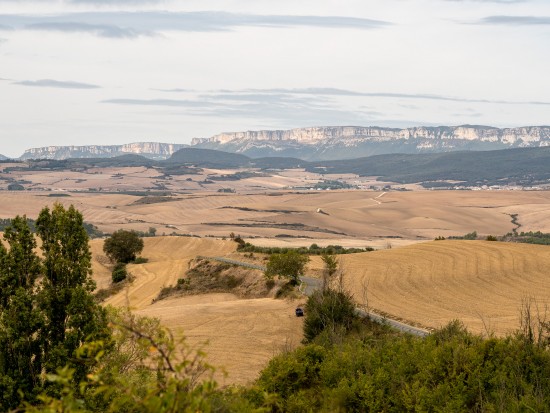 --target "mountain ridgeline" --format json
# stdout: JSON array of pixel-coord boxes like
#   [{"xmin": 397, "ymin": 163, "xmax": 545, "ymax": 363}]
[
  {"xmin": 20, "ymin": 142, "xmax": 188, "ymax": 161},
  {"xmin": 191, "ymin": 125, "xmax": 550, "ymax": 160}
]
